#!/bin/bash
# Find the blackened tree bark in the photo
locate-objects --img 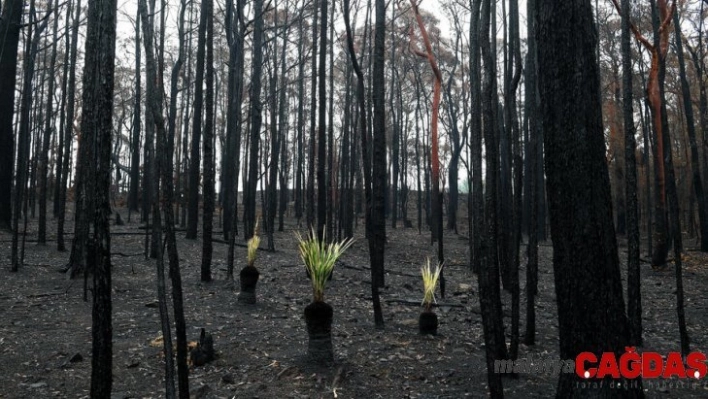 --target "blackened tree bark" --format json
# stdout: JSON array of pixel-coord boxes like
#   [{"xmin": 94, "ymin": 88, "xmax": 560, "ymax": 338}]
[
  {"xmin": 371, "ymin": 0, "xmax": 387, "ymax": 290},
  {"xmin": 266, "ymin": 5, "xmax": 287, "ymax": 251},
  {"xmin": 307, "ymin": 0, "xmax": 318, "ymax": 231},
  {"xmin": 622, "ymin": 0, "xmax": 642, "ymax": 347},
  {"xmin": 53, "ymin": 0, "xmax": 73, "ymax": 218},
  {"xmin": 12, "ymin": 3, "xmax": 47, "ymax": 271},
  {"xmin": 201, "ymin": 0, "xmax": 214, "ymax": 281},
  {"xmin": 294, "ymin": 11, "xmax": 305, "ymax": 222},
  {"xmin": 187, "ymin": 0, "xmax": 209, "ymax": 239},
  {"xmin": 326, "ymin": 0, "xmax": 335, "ymax": 240},
  {"xmin": 0, "ymin": 0, "xmax": 23, "ymax": 231},
  {"xmin": 389, "ymin": 8, "xmax": 398, "ymax": 230},
  {"xmin": 140, "ymin": 0, "xmax": 190, "ymax": 394},
  {"xmin": 222, "ymin": 0, "xmax": 242, "ymax": 240},
  {"xmin": 469, "ymin": 0, "xmax": 482, "ymax": 275},
  {"xmin": 536, "ymin": 0, "xmax": 643, "ymax": 396},
  {"xmin": 57, "ymin": 0, "xmax": 81, "ymax": 252},
  {"xmin": 344, "ymin": 0, "xmax": 383, "ymax": 328},
  {"xmin": 443, "ymin": 18, "xmax": 461, "ymax": 234},
  {"xmin": 226, "ymin": 0, "xmax": 245, "ymax": 279},
  {"xmin": 244, "ymin": 0, "xmax": 264, "ymax": 241},
  {"xmin": 138, "ymin": 2, "xmax": 176, "ymax": 395},
  {"xmin": 504, "ymin": 0, "xmax": 523, "ymax": 360},
  {"xmin": 673, "ymin": 10, "xmax": 708, "ymax": 252},
  {"xmin": 663, "ymin": 8, "xmax": 689, "ymax": 357},
  {"xmin": 167, "ymin": 0, "xmax": 187, "ymax": 226},
  {"xmin": 128, "ymin": 11, "xmax": 141, "ymax": 214},
  {"xmin": 38, "ymin": 0, "xmax": 61, "ymax": 245},
  {"xmin": 523, "ymin": 0, "xmax": 540, "ymax": 348},
  {"xmin": 478, "ymin": 0, "xmax": 506, "ymax": 395},
  {"xmin": 316, "ymin": 0, "xmax": 327, "ymax": 241},
  {"xmin": 81, "ymin": 0, "xmax": 118, "ymax": 392}
]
